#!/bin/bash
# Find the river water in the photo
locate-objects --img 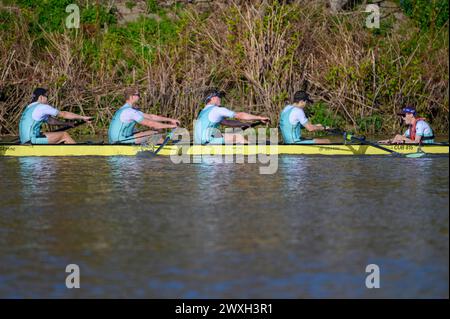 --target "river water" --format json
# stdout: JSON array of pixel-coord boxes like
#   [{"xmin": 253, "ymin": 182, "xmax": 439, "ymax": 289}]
[{"xmin": 0, "ymin": 155, "xmax": 448, "ymax": 298}]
